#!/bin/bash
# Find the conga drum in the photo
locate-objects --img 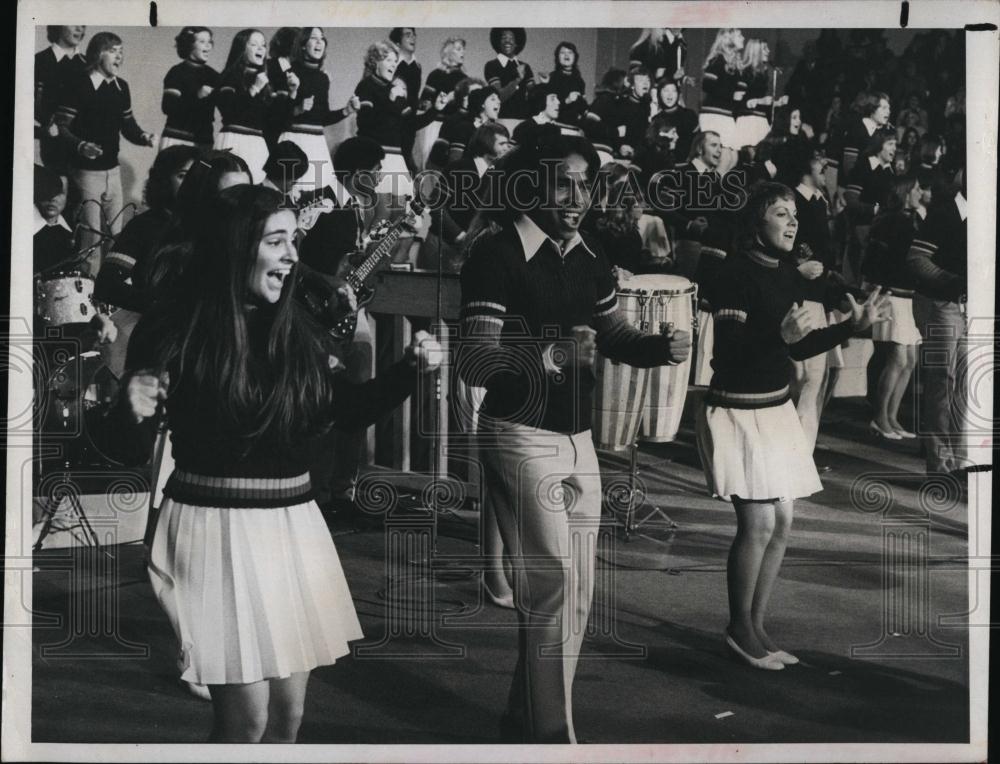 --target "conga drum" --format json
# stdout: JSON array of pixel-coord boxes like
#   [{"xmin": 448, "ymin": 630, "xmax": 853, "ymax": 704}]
[
  {"xmin": 633, "ymin": 275, "xmax": 697, "ymax": 443},
  {"xmin": 591, "ymin": 282, "xmax": 652, "ymax": 452}
]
